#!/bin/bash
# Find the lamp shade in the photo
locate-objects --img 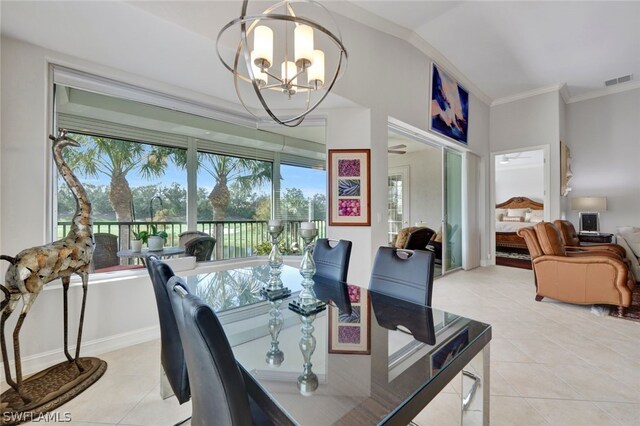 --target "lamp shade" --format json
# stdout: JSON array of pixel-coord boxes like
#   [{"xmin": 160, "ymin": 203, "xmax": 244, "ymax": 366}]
[{"xmin": 571, "ymin": 197, "xmax": 607, "ymax": 212}]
